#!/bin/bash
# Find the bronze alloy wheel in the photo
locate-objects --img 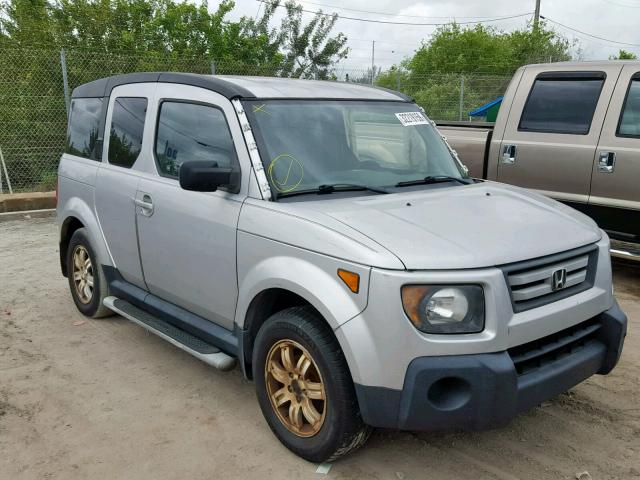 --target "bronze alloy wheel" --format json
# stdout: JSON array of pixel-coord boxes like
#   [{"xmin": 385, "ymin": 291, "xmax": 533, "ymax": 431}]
[
  {"xmin": 265, "ymin": 339, "xmax": 327, "ymax": 437},
  {"xmin": 72, "ymin": 245, "xmax": 94, "ymax": 304}
]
